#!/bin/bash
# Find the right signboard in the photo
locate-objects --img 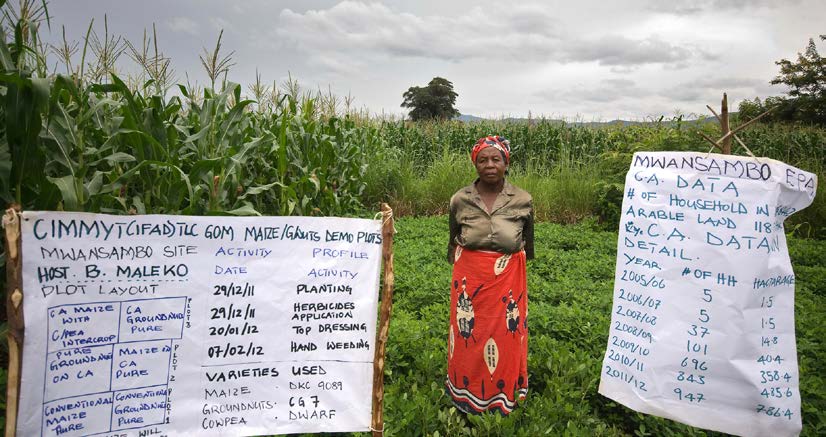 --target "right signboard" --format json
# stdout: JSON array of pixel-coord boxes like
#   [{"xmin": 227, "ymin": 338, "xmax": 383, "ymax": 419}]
[{"xmin": 599, "ymin": 152, "xmax": 817, "ymax": 437}]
